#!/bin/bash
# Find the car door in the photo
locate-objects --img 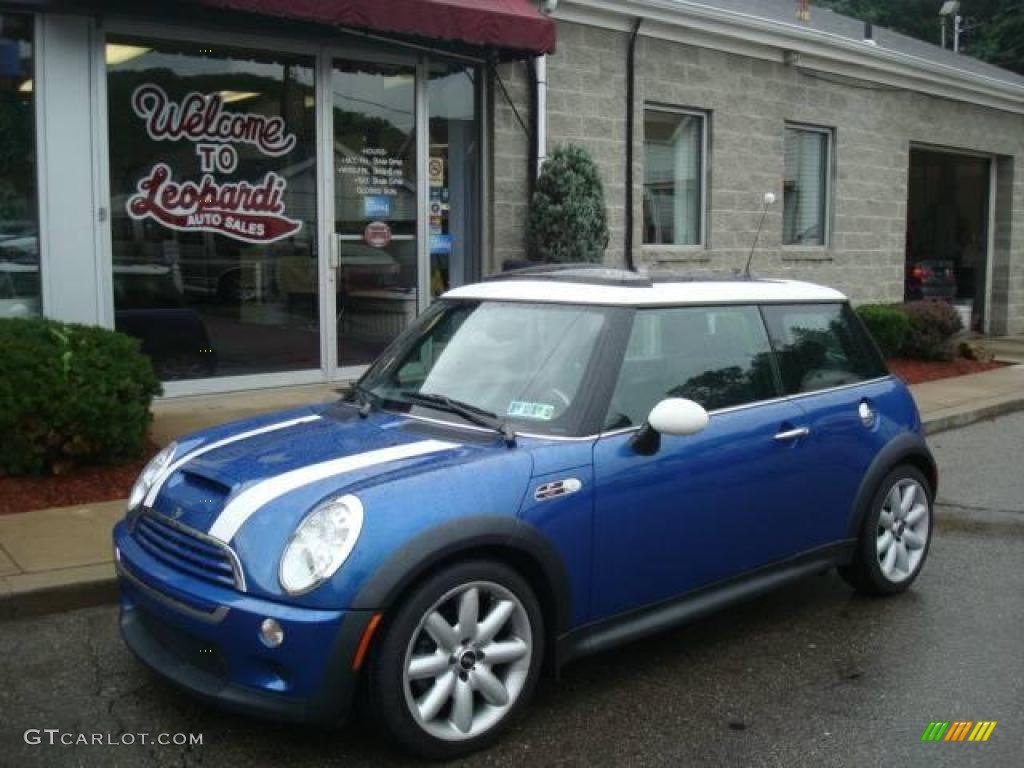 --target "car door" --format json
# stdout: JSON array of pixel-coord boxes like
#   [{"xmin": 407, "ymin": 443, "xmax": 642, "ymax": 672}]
[
  {"xmin": 760, "ymin": 302, "xmax": 894, "ymax": 544},
  {"xmin": 591, "ymin": 304, "xmax": 815, "ymax": 621}
]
